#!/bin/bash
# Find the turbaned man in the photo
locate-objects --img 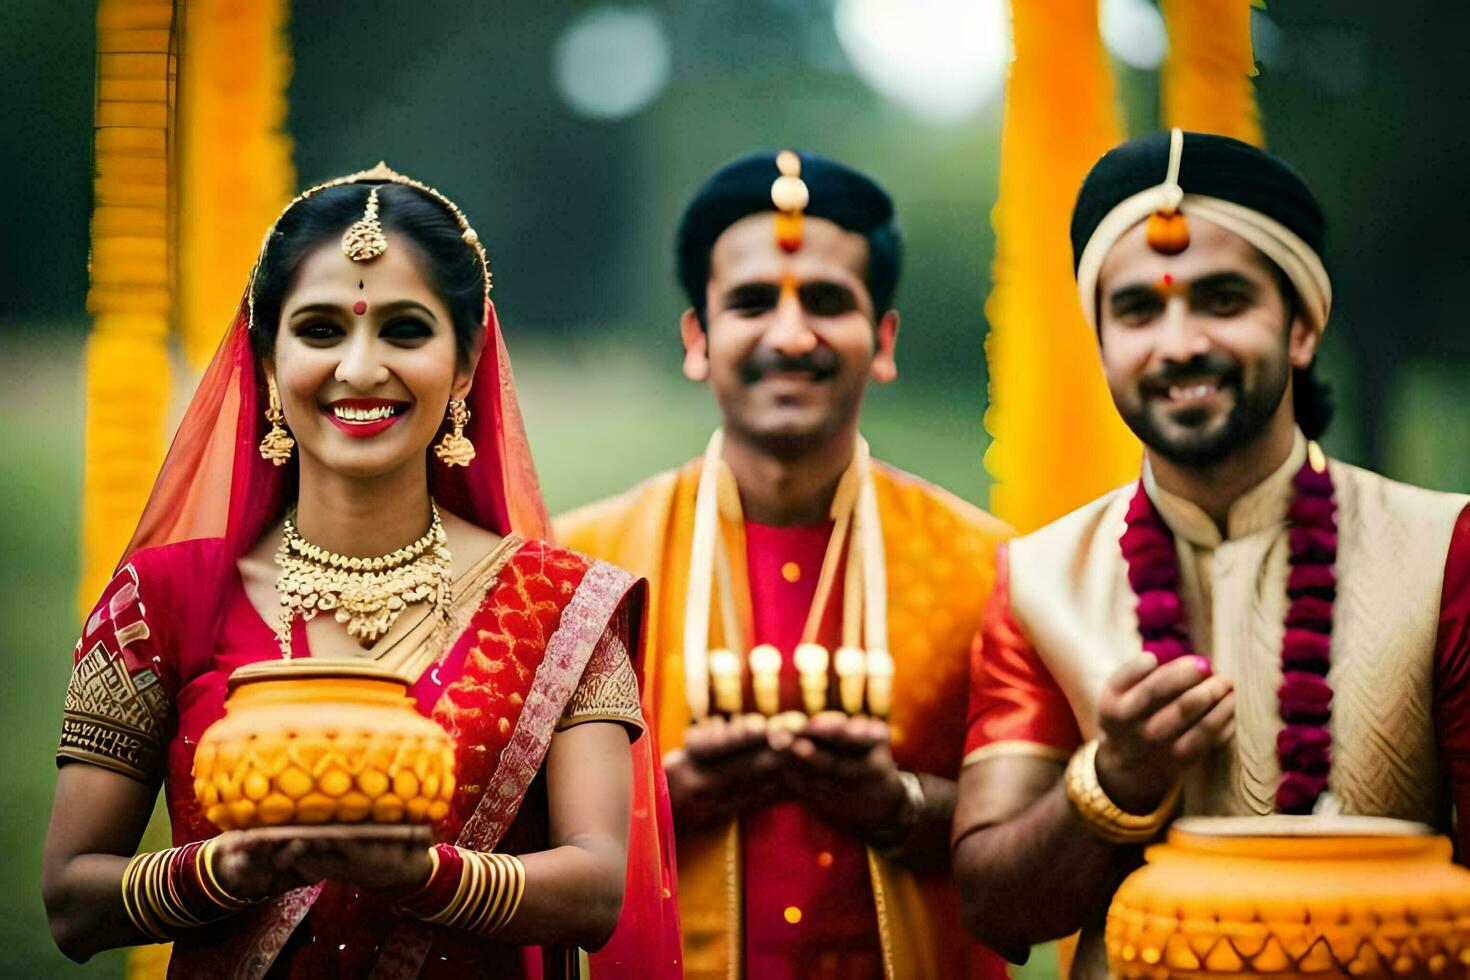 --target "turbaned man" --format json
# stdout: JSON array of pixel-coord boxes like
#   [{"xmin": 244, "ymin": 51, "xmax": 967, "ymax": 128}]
[
  {"xmin": 952, "ymin": 130, "xmax": 1470, "ymax": 977},
  {"xmin": 560, "ymin": 150, "xmax": 1011, "ymax": 979}
]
